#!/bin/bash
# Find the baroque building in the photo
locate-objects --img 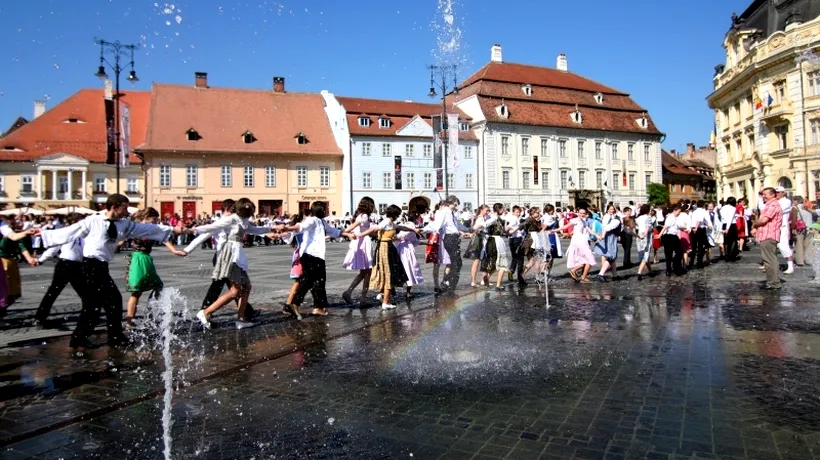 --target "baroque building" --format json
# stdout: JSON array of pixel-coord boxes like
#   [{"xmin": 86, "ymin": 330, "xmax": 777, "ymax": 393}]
[
  {"xmin": 707, "ymin": 0, "xmax": 820, "ymax": 205},
  {"xmin": 453, "ymin": 44, "xmax": 664, "ymax": 211}
]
